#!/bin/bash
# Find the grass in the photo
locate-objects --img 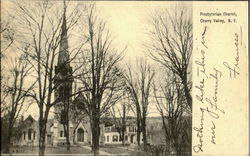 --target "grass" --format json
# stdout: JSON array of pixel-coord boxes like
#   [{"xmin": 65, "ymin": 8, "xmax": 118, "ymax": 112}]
[
  {"xmin": 4, "ymin": 146, "xmax": 92, "ymax": 155},
  {"xmin": 1, "ymin": 146, "xmax": 131, "ymax": 156},
  {"xmin": 100, "ymin": 146, "xmax": 130, "ymax": 155},
  {"xmin": 2, "ymin": 145, "xmax": 166, "ymax": 156}
]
